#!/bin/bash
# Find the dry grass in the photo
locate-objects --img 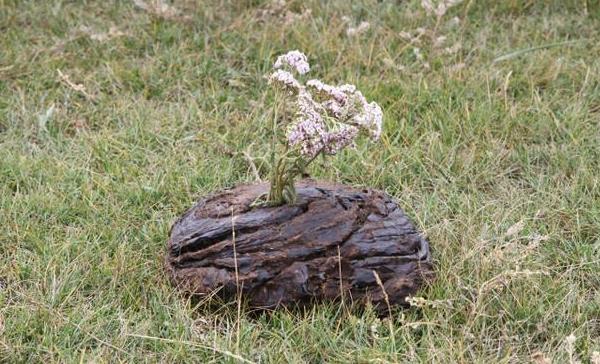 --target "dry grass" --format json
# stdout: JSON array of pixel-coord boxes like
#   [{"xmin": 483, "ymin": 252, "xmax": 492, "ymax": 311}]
[{"xmin": 1, "ymin": 0, "xmax": 599, "ymax": 362}]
